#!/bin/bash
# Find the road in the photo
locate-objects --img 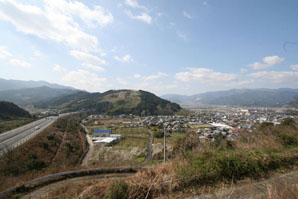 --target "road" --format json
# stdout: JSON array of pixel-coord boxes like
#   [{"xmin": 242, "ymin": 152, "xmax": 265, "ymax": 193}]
[{"xmin": 0, "ymin": 116, "xmax": 59, "ymax": 152}]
